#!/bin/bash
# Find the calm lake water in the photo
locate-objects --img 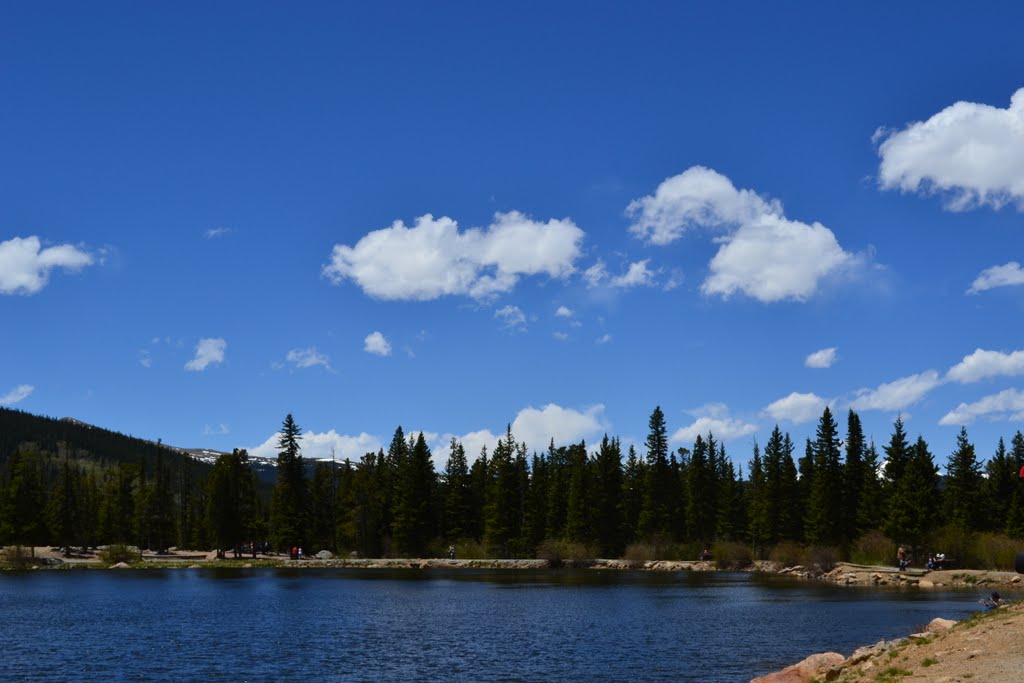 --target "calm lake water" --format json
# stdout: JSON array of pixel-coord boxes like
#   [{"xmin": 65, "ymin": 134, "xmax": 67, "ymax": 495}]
[{"xmin": 0, "ymin": 568, "xmax": 998, "ymax": 682}]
